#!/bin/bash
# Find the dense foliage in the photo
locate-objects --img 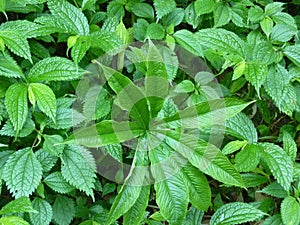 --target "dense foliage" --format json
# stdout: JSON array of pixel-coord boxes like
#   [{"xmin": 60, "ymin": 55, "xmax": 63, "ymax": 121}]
[{"xmin": 0, "ymin": 0, "xmax": 300, "ymax": 224}]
